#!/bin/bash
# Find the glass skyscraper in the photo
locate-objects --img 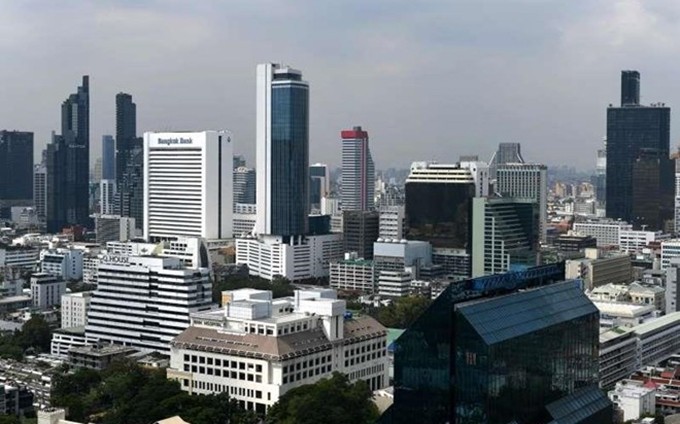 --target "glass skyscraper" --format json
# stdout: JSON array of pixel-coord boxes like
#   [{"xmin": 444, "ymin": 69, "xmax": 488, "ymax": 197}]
[
  {"xmin": 47, "ymin": 76, "xmax": 90, "ymax": 233},
  {"xmin": 0, "ymin": 131, "xmax": 34, "ymax": 207},
  {"xmin": 101, "ymin": 135, "xmax": 115, "ymax": 181},
  {"xmin": 255, "ymin": 63, "xmax": 309, "ymax": 237},
  {"xmin": 115, "ymin": 92, "xmax": 143, "ymax": 230},
  {"xmin": 606, "ymin": 70, "xmax": 673, "ymax": 230},
  {"xmin": 380, "ymin": 265, "xmax": 611, "ymax": 424}
]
